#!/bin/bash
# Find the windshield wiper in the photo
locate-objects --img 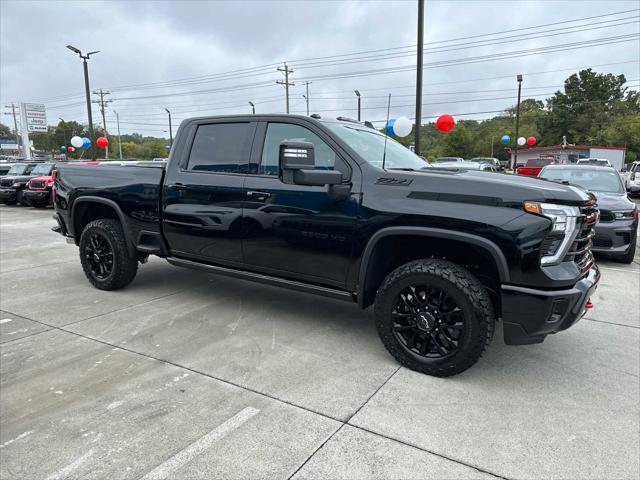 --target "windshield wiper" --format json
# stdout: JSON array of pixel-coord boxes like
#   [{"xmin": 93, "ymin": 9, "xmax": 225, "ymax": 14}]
[{"xmin": 387, "ymin": 167, "xmax": 416, "ymax": 171}]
